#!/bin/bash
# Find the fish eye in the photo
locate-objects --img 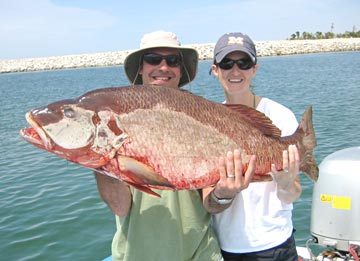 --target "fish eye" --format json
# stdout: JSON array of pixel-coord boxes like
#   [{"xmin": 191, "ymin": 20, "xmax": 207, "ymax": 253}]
[{"xmin": 63, "ymin": 107, "xmax": 75, "ymax": 118}]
